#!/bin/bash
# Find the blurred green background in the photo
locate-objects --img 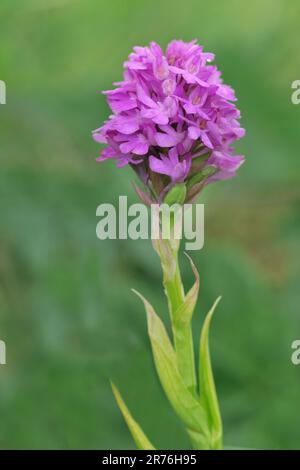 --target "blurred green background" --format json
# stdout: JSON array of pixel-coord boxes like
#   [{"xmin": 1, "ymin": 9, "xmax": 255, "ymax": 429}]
[{"xmin": 0, "ymin": 0, "xmax": 300, "ymax": 450}]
